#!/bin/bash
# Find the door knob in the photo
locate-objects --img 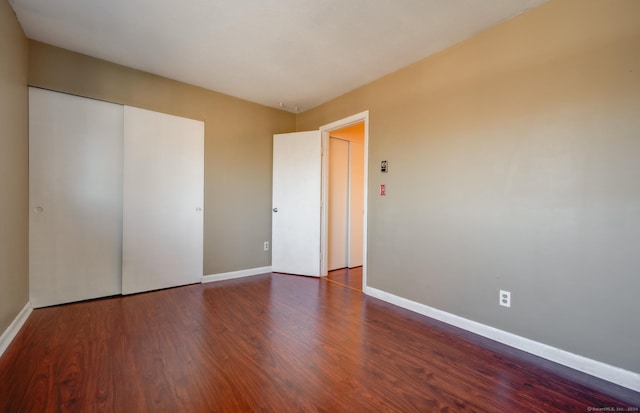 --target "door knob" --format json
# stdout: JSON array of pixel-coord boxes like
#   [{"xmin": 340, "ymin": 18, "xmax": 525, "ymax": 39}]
[{"xmin": 273, "ymin": 208, "xmax": 278, "ymax": 213}]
